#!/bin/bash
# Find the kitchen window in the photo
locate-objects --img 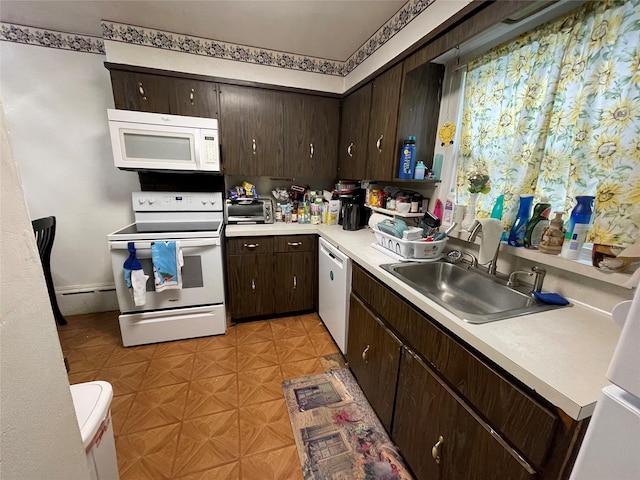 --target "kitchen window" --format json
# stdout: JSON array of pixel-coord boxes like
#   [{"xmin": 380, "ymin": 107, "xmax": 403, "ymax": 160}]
[{"xmin": 455, "ymin": 0, "xmax": 640, "ymax": 250}]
